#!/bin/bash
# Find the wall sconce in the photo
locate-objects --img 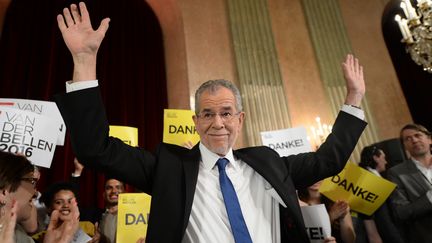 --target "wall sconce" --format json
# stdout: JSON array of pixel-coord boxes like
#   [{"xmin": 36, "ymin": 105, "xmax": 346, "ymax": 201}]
[{"xmin": 310, "ymin": 117, "xmax": 332, "ymax": 149}]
